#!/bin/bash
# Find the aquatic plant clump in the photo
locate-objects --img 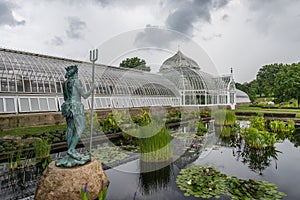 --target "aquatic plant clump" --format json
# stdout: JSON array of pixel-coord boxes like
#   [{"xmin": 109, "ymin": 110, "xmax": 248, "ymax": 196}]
[
  {"xmin": 250, "ymin": 116, "xmax": 266, "ymax": 131},
  {"xmin": 241, "ymin": 127, "xmax": 277, "ymax": 149},
  {"xmin": 132, "ymin": 109, "xmax": 151, "ymax": 126},
  {"xmin": 220, "ymin": 126, "xmax": 232, "ymax": 138},
  {"xmin": 91, "ymin": 146, "xmax": 131, "ymax": 165},
  {"xmin": 197, "ymin": 121, "xmax": 208, "ymax": 136},
  {"xmin": 240, "ymin": 117, "xmax": 295, "ymax": 149},
  {"xmin": 99, "ymin": 113, "xmax": 121, "ymax": 134},
  {"xmin": 227, "ymin": 177, "xmax": 286, "ymax": 200},
  {"xmin": 176, "ymin": 165, "xmax": 227, "ymax": 198},
  {"xmin": 213, "ymin": 110, "xmax": 236, "ymax": 126},
  {"xmin": 139, "ymin": 124, "xmax": 172, "ymax": 162},
  {"xmin": 269, "ymin": 120, "xmax": 295, "ymax": 137},
  {"xmin": 176, "ymin": 165, "xmax": 286, "ymax": 199}
]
